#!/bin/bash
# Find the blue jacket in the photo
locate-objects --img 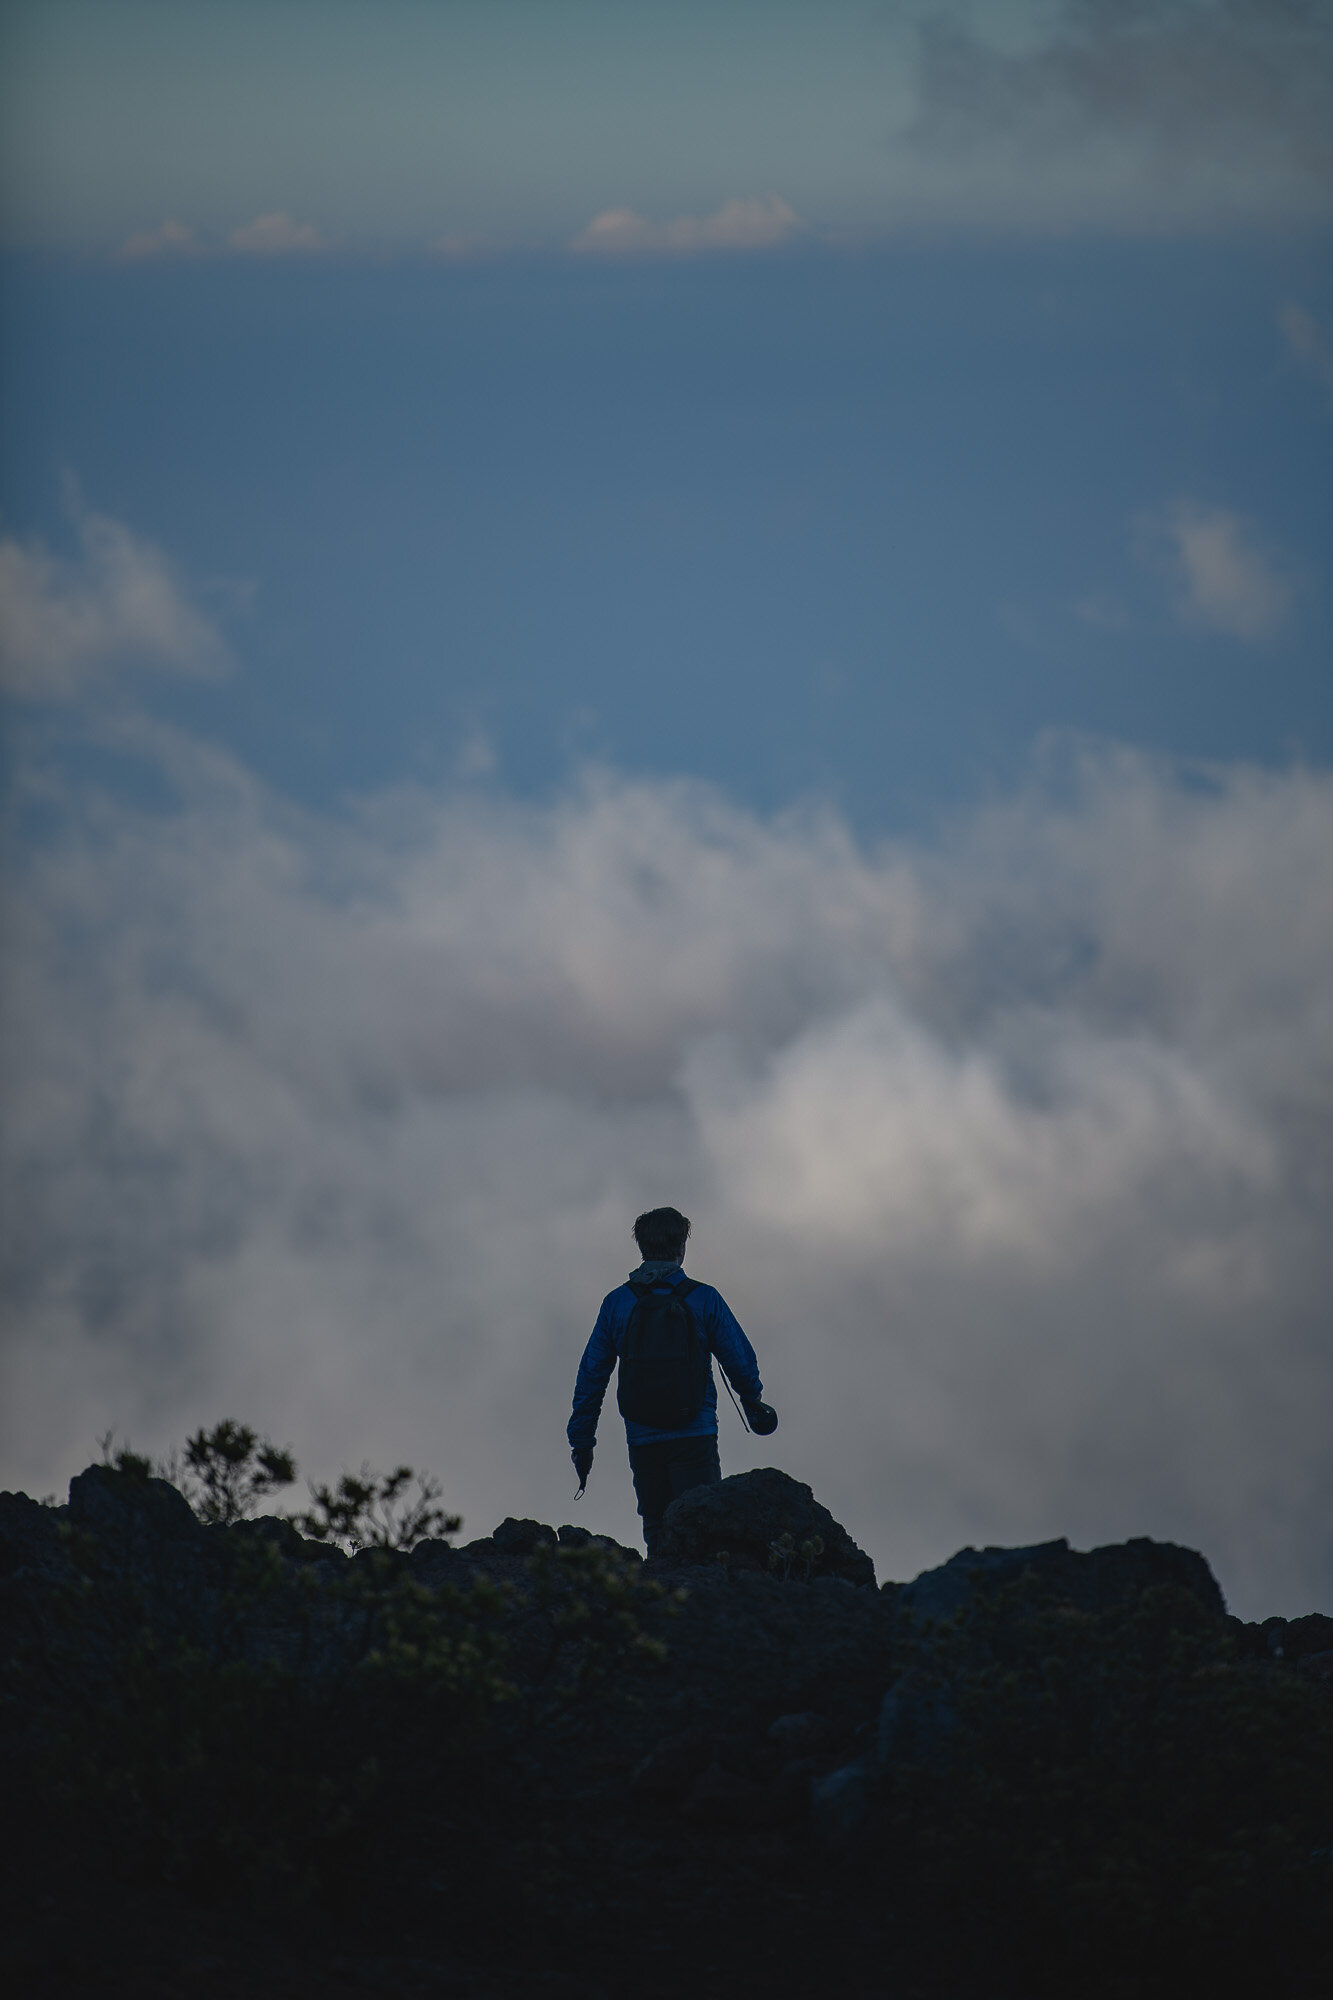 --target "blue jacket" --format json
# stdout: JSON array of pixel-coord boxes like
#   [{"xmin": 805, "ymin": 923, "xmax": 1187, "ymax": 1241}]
[{"xmin": 568, "ymin": 1267, "xmax": 764, "ymax": 1450}]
